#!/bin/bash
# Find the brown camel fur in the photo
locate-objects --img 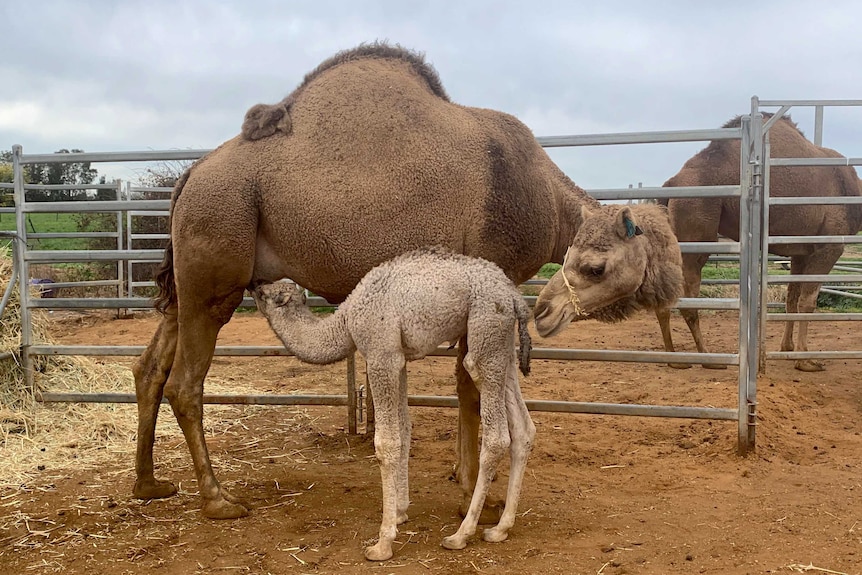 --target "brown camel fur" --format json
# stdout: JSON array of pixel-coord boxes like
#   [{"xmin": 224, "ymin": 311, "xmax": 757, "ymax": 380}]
[
  {"xmin": 252, "ymin": 248, "xmax": 535, "ymax": 560},
  {"xmin": 658, "ymin": 114, "xmax": 862, "ymax": 372},
  {"xmin": 132, "ymin": 42, "xmax": 678, "ymax": 520},
  {"xmin": 533, "ymin": 203, "xmax": 683, "ymax": 337}
]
